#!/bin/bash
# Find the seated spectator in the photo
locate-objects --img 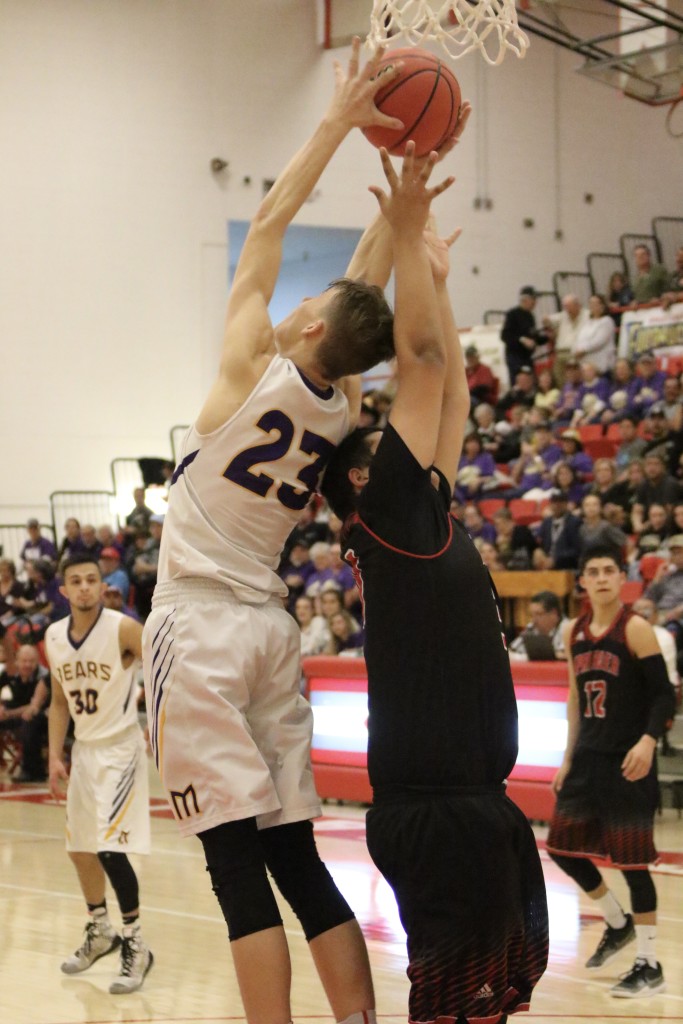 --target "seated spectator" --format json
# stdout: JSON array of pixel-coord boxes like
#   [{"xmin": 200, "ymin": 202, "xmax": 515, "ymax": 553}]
[
  {"xmin": 661, "ymin": 376, "xmax": 683, "ymax": 432},
  {"xmin": 317, "ymin": 583, "xmax": 352, "ymax": 626},
  {"xmin": 508, "ymin": 591, "xmax": 569, "ymax": 661},
  {"xmin": 20, "ymin": 518, "xmax": 56, "ymax": 570},
  {"xmin": 476, "ymin": 540, "xmax": 505, "ymax": 573},
  {"xmin": 282, "ymin": 498, "xmax": 330, "ymax": 562},
  {"xmin": 551, "ymin": 461, "xmax": 587, "ymax": 510},
  {"xmin": 631, "ymin": 451, "xmax": 681, "ymax": 534},
  {"xmin": 102, "ymin": 584, "xmax": 140, "ymax": 621},
  {"xmin": 569, "ymin": 361, "xmax": 611, "ymax": 426},
  {"xmin": 631, "ymin": 243, "xmax": 670, "ymax": 304},
  {"xmin": 462, "ymin": 503, "xmax": 496, "ymax": 544},
  {"xmin": 534, "ymin": 489, "xmax": 582, "ymax": 570},
  {"xmin": 123, "ymin": 486, "xmax": 153, "ymax": 541},
  {"xmin": 16, "ymin": 559, "xmax": 69, "ymax": 631},
  {"xmin": 589, "ymin": 458, "xmax": 626, "ymax": 507},
  {"xmin": 130, "ymin": 513, "xmax": 163, "ymax": 619},
  {"xmin": 0, "ymin": 644, "xmax": 50, "ymax": 782},
  {"xmin": 510, "ymin": 424, "xmax": 561, "ymax": 498},
  {"xmin": 0, "ymin": 559, "xmax": 26, "ymax": 627},
  {"xmin": 543, "ymin": 294, "xmax": 589, "ymax": 382},
  {"xmin": 553, "ymin": 357, "xmax": 583, "ymax": 425},
  {"xmin": 661, "ymin": 246, "xmax": 683, "ymax": 309},
  {"xmin": 79, "ymin": 523, "xmax": 103, "ymax": 561},
  {"xmin": 492, "ymin": 409, "xmax": 524, "ymax": 464},
  {"xmin": 533, "ymin": 369, "xmax": 560, "ymax": 414},
  {"xmin": 303, "ymin": 542, "xmax": 337, "ymax": 601},
  {"xmin": 294, "ymin": 595, "xmax": 330, "ymax": 659},
  {"xmin": 558, "ymin": 429, "xmax": 593, "ymax": 480},
  {"xmin": 607, "ymin": 271, "xmax": 634, "ymax": 323},
  {"xmin": 455, "ymin": 433, "xmax": 498, "ymax": 502},
  {"xmin": 573, "ymin": 294, "xmax": 616, "ymax": 376},
  {"xmin": 578, "ymin": 494, "xmax": 627, "ymax": 554},
  {"xmin": 632, "ymin": 351, "xmax": 667, "ymax": 416},
  {"xmin": 465, "ymin": 344, "xmax": 498, "ymax": 407},
  {"xmin": 614, "ymin": 414, "xmax": 647, "ymax": 476},
  {"xmin": 56, "ymin": 518, "xmax": 84, "ymax": 563},
  {"xmin": 326, "ymin": 611, "xmax": 364, "ymax": 657},
  {"xmin": 472, "ymin": 402, "xmax": 498, "ymax": 452},
  {"xmin": 96, "ymin": 524, "xmax": 124, "ymax": 559},
  {"xmin": 601, "ymin": 358, "xmax": 639, "ymax": 424},
  {"xmin": 641, "ymin": 401, "xmax": 681, "ymax": 473},
  {"xmin": 279, "ymin": 540, "xmax": 315, "ymax": 612},
  {"xmin": 644, "ymin": 536, "xmax": 683, "ymax": 641},
  {"xmin": 636, "ymin": 502, "xmax": 672, "ymax": 558},
  {"xmin": 99, "ymin": 547, "xmax": 130, "ymax": 602},
  {"xmin": 631, "ymin": 596, "xmax": 680, "ymax": 754},
  {"xmin": 495, "ymin": 365, "xmax": 537, "ymax": 418},
  {"xmin": 491, "ymin": 507, "xmax": 537, "ymax": 570}
]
